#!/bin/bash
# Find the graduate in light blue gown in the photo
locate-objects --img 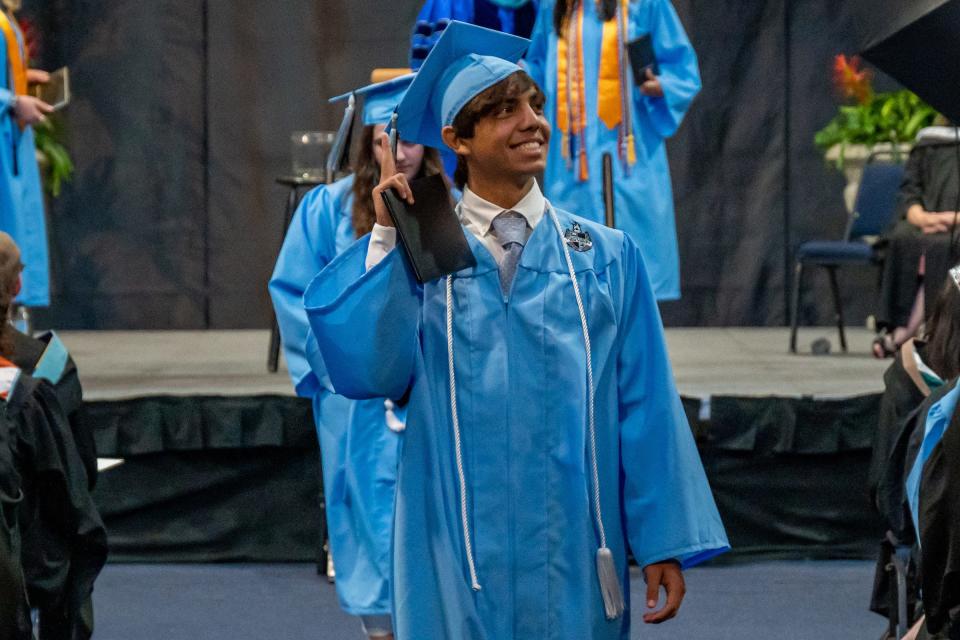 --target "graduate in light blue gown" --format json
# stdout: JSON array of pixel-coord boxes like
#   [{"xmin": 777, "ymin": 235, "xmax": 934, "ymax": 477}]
[
  {"xmin": 269, "ymin": 73, "xmax": 451, "ymax": 640},
  {"xmin": 1, "ymin": 5, "xmax": 51, "ymax": 307},
  {"xmin": 410, "ymin": 0, "xmax": 539, "ymax": 70},
  {"xmin": 524, "ymin": 0, "xmax": 700, "ymax": 300},
  {"xmin": 305, "ymin": 22, "xmax": 726, "ymax": 640}
]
